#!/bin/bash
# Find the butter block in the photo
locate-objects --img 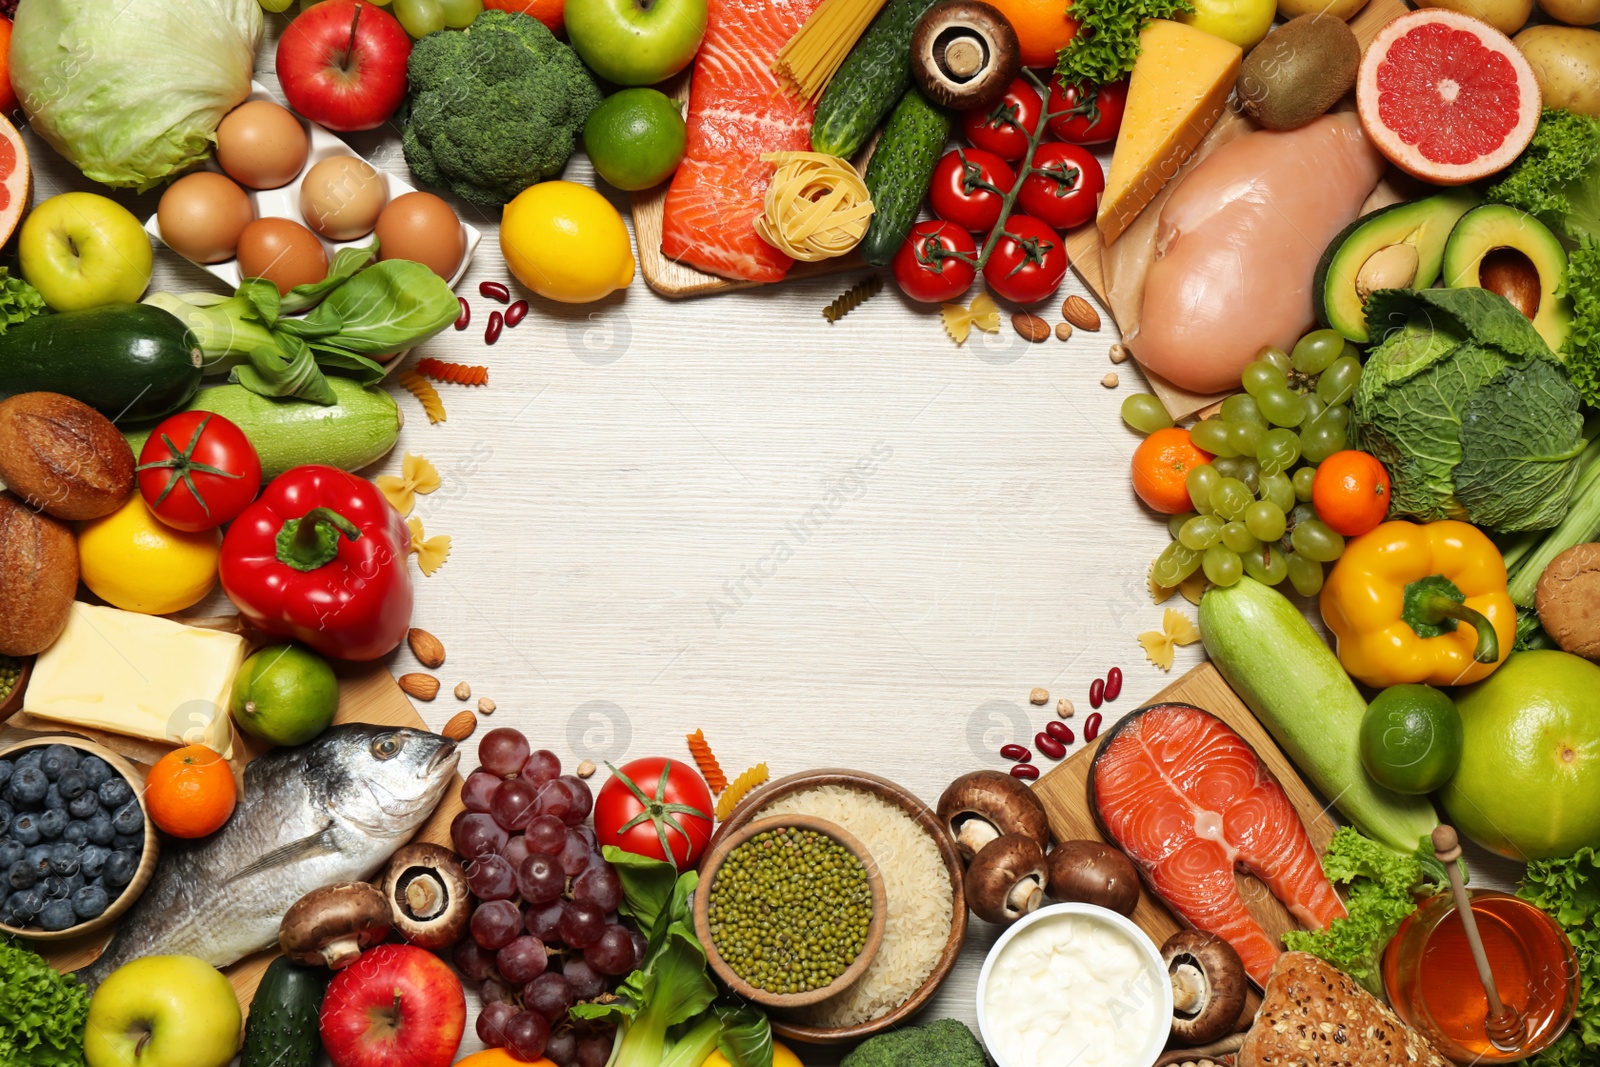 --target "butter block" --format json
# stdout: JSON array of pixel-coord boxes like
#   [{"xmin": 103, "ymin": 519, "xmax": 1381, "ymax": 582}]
[{"xmin": 25, "ymin": 603, "xmax": 245, "ymax": 758}]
